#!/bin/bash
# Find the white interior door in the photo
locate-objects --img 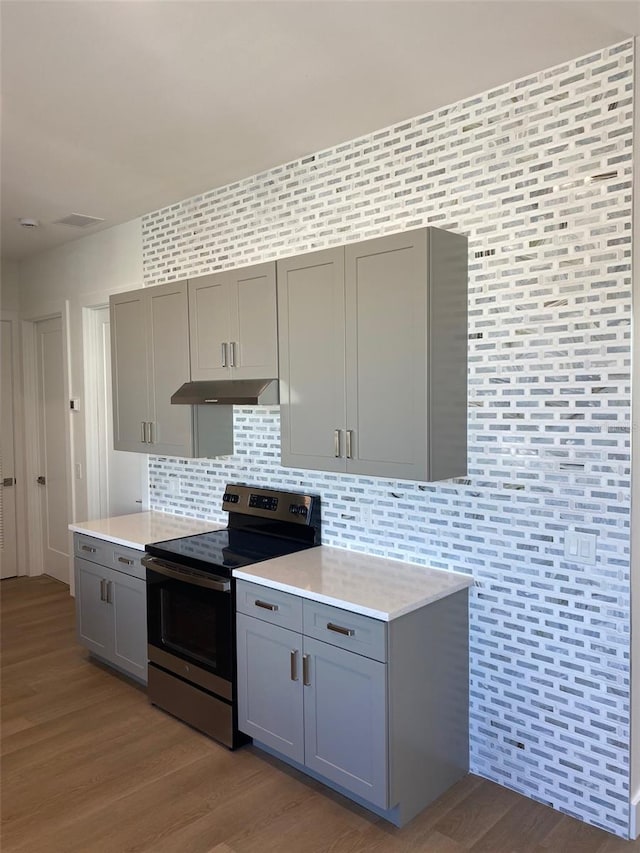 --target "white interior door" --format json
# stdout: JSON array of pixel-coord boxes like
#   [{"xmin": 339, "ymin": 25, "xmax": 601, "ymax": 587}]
[
  {"xmin": 92, "ymin": 307, "xmax": 145, "ymax": 517},
  {"xmin": 35, "ymin": 316, "xmax": 69, "ymax": 584},
  {"xmin": 1, "ymin": 319, "xmax": 18, "ymax": 579}
]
